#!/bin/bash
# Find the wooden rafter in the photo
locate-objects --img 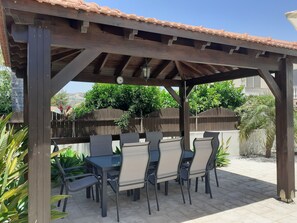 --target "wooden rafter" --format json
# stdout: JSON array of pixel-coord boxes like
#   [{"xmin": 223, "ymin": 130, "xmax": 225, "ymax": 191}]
[
  {"xmin": 114, "ymin": 55, "xmax": 132, "ymax": 76},
  {"xmin": 150, "ymin": 60, "xmax": 171, "ymax": 78},
  {"xmin": 165, "ymin": 66, "xmax": 179, "ymax": 79},
  {"xmin": 93, "ymin": 53, "xmax": 109, "ymax": 74},
  {"xmin": 52, "ymin": 49, "xmax": 81, "ymax": 63}
]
